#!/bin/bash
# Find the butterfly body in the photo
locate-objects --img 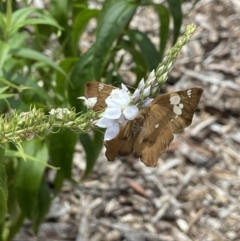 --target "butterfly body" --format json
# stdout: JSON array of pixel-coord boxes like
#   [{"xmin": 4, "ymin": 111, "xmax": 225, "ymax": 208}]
[{"xmin": 85, "ymin": 81, "xmax": 203, "ymax": 167}]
